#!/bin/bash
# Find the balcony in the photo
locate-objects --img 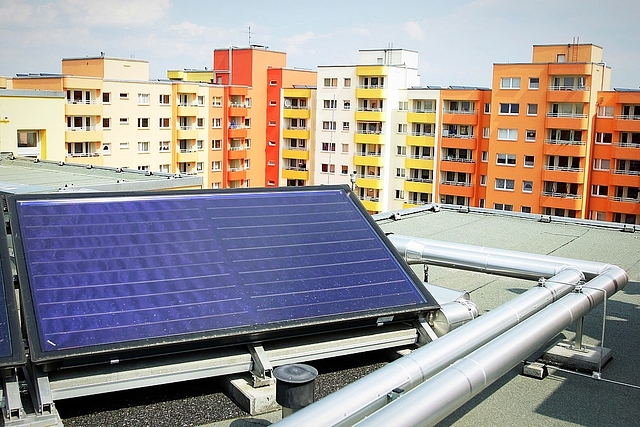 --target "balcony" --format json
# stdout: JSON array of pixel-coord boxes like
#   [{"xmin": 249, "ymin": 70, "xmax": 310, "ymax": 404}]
[
  {"xmin": 354, "ymin": 153, "xmax": 384, "ymax": 167},
  {"xmin": 610, "ymin": 170, "xmax": 640, "ymax": 187},
  {"xmin": 441, "ymin": 135, "xmax": 477, "ymax": 150},
  {"xmin": 355, "ymin": 175, "xmax": 384, "ymax": 190},
  {"xmin": 406, "ymin": 110, "xmax": 436, "ymax": 124},
  {"xmin": 614, "ymin": 115, "xmax": 640, "ymax": 132},
  {"xmin": 177, "ymin": 126, "xmax": 198, "ymax": 140},
  {"xmin": 65, "ymin": 152, "xmax": 103, "ymax": 167},
  {"xmin": 439, "ymin": 181, "xmax": 474, "ymax": 198},
  {"xmin": 541, "ymin": 166, "xmax": 585, "ymax": 184},
  {"xmin": 404, "ymin": 178, "xmax": 433, "ymax": 194},
  {"xmin": 227, "ymin": 168, "xmax": 247, "ymax": 182},
  {"xmin": 354, "ymin": 131, "xmax": 384, "ymax": 144},
  {"xmin": 282, "ymin": 167, "xmax": 308, "ymax": 181},
  {"xmin": 177, "ymin": 149, "xmax": 198, "ymax": 163},
  {"xmin": 543, "ymin": 139, "xmax": 587, "ymax": 157},
  {"xmin": 228, "ymin": 102, "xmax": 248, "ymax": 117},
  {"xmin": 228, "ymin": 125, "xmax": 248, "ymax": 139},
  {"xmin": 65, "ymin": 126, "xmax": 102, "ymax": 142},
  {"xmin": 283, "ymin": 127, "xmax": 309, "ymax": 140},
  {"xmin": 545, "ymin": 113, "xmax": 589, "ymax": 130},
  {"xmin": 405, "ymin": 155, "xmax": 434, "ymax": 170},
  {"xmin": 282, "ymin": 148, "xmax": 309, "ymax": 161},
  {"xmin": 442, "ymin": 109, "xmax": 478, "ymax": 125},
  {"xmin": 355, "ymin": 108, "xmax": 385, "ymax": 122},
  {"xmin": 440, "ymin": 157, "xmax": 475, "ymax": 174},
  {"xmin": 177, "ymin": 103, "xmax": 198, "ymax": 117},
  {"xmin": 612, "ymin": 141, "xmax": 640, "ymax": 159},
  {"xmin": 228, "ymin": 146, "xmax": 247, "ymax": 160},
  {"xmin": 355, "ymin": 86, "xmax": 386, "ymax": 100},
  {"xmin": 358, "ymin": 196, "xmax": 383, "ymax": 213},
  {"xmin": 546, "ymin": 87, "xmax": 590, "ymax": 103},
  {"xmin": 406, "ymin": 133, "xmax": 435, "ymax": 147},
  {"xmin": 65, "ymin": 99, "xmax": 101, "ymax": 116},
  {"xmin": 283, "ymin": 106, "xmax": 310, "ymax": 119},
  {"xmin": 608, "ymin": 197, "xmax": 640, "ymax": 215},
  {"xmin": 540, "ymin": 192, "xmax": 583, "ymax": 210}
]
